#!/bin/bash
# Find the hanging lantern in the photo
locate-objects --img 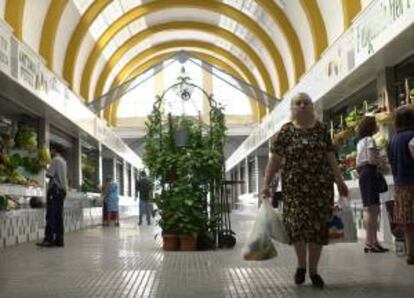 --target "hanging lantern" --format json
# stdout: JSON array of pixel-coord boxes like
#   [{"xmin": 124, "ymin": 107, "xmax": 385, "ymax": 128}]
[{"xmin": 173, "ymin": 67, "xmax": 194, "ymax": 102}]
